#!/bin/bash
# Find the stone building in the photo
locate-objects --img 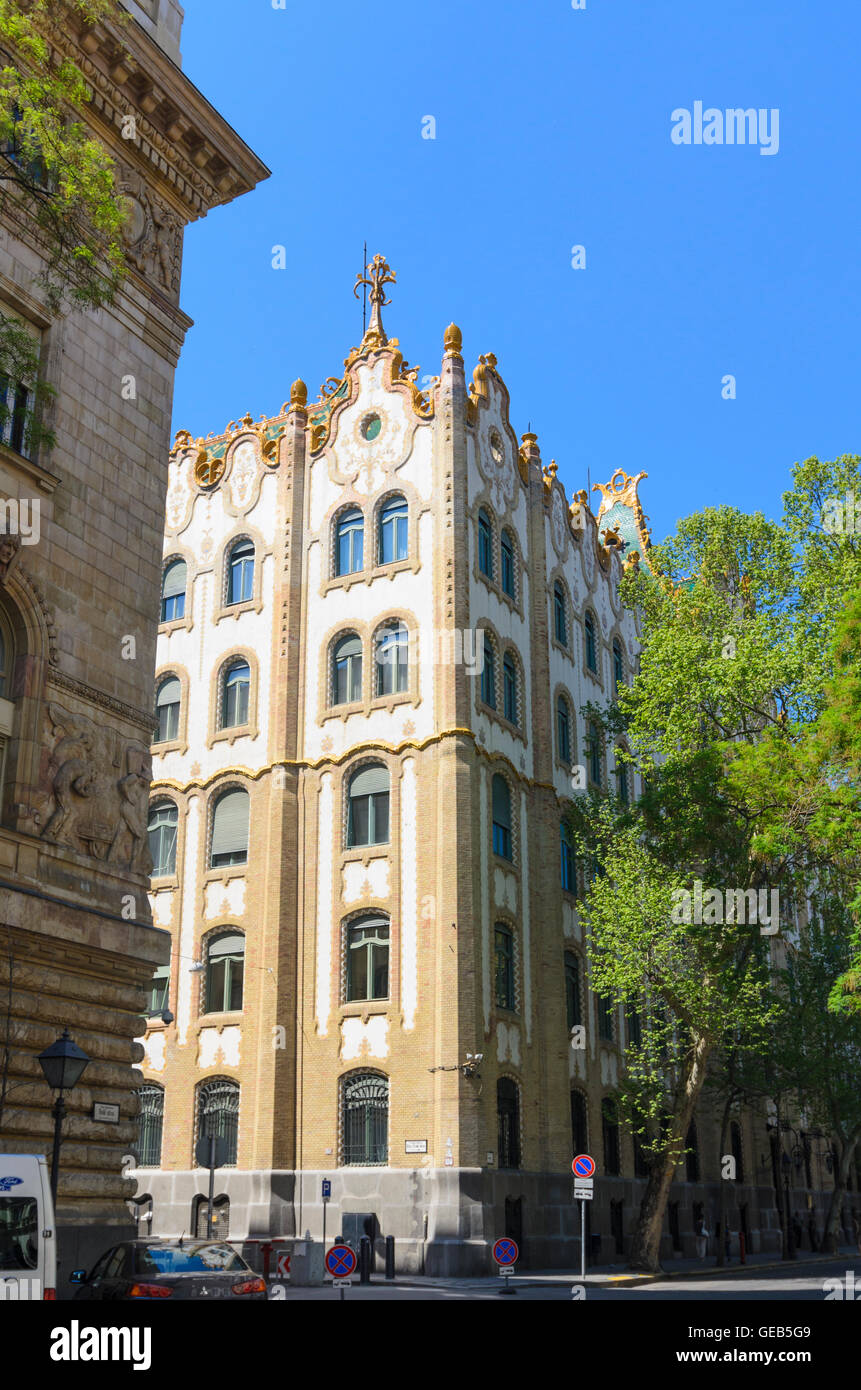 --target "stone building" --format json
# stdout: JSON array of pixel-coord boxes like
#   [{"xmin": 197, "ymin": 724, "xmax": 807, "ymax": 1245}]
[
  {"xmin": 0, "ymin": 0, "xmax": 267, "ymax": 1287},
  {"xmin": 136, "ymin": 258, "xmax": 825, "ymax": 1272}
]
